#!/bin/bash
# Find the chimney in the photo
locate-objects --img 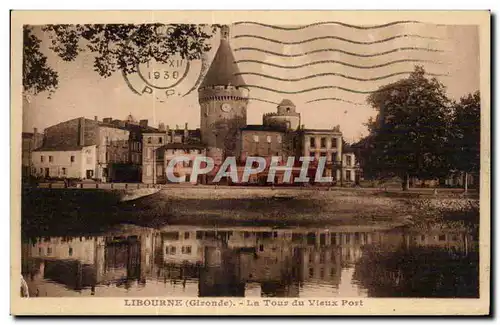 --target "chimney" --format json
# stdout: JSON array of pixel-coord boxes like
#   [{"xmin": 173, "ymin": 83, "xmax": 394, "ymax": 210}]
[
  {"xmin": 78, "ymin": 117, "xmax": 85, "ymax": 146},
  {"xmin": 165, "ymin": 125, "xmax": 170, "ymax": 143},
  {"xmin": 158, "ymin": 122, "xmax": 165, "ymax": 132},
  {"xmin": 94, "ymin": 116, "xmax": 98, "ymax": 121},
  {"xmin": 33, "ymin": 127, "xmax": 38, "ymax": 135},
  {"xmin": 175, "ymin": 124, "xmax": 179, "ymax": 130},
  {"xmin": 184, "ymin": 123, "xmax": 189, "ymax": 142},
  {"xmin": 139, "ymin": 119, "xmax": 148, "ymax": 128}
]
